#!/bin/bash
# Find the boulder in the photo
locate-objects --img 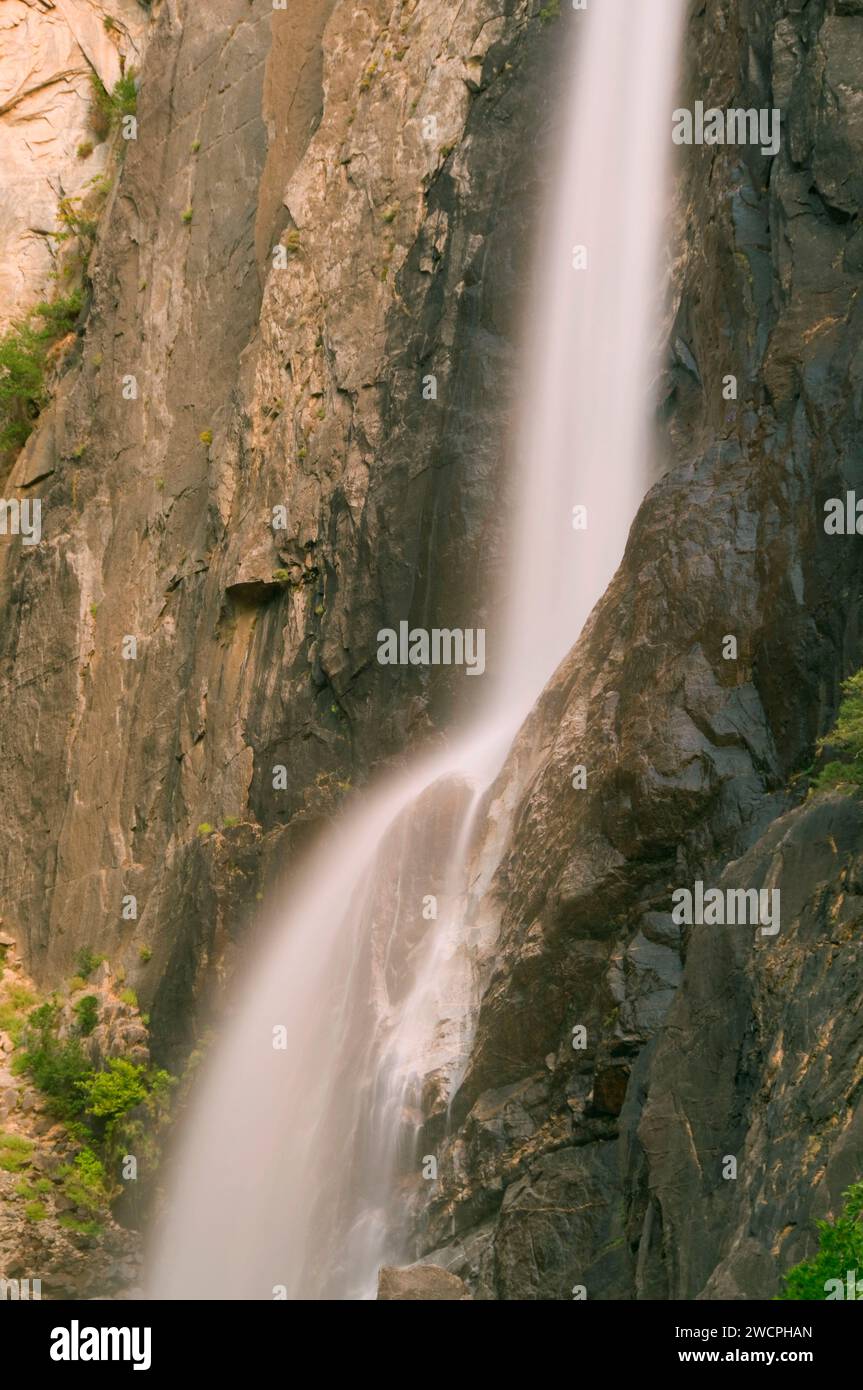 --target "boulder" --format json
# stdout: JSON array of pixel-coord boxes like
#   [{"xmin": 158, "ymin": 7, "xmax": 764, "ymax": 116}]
[{"xmin": 377, "ymin": 1265, "xmax": 472, "ymax": 1301}]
